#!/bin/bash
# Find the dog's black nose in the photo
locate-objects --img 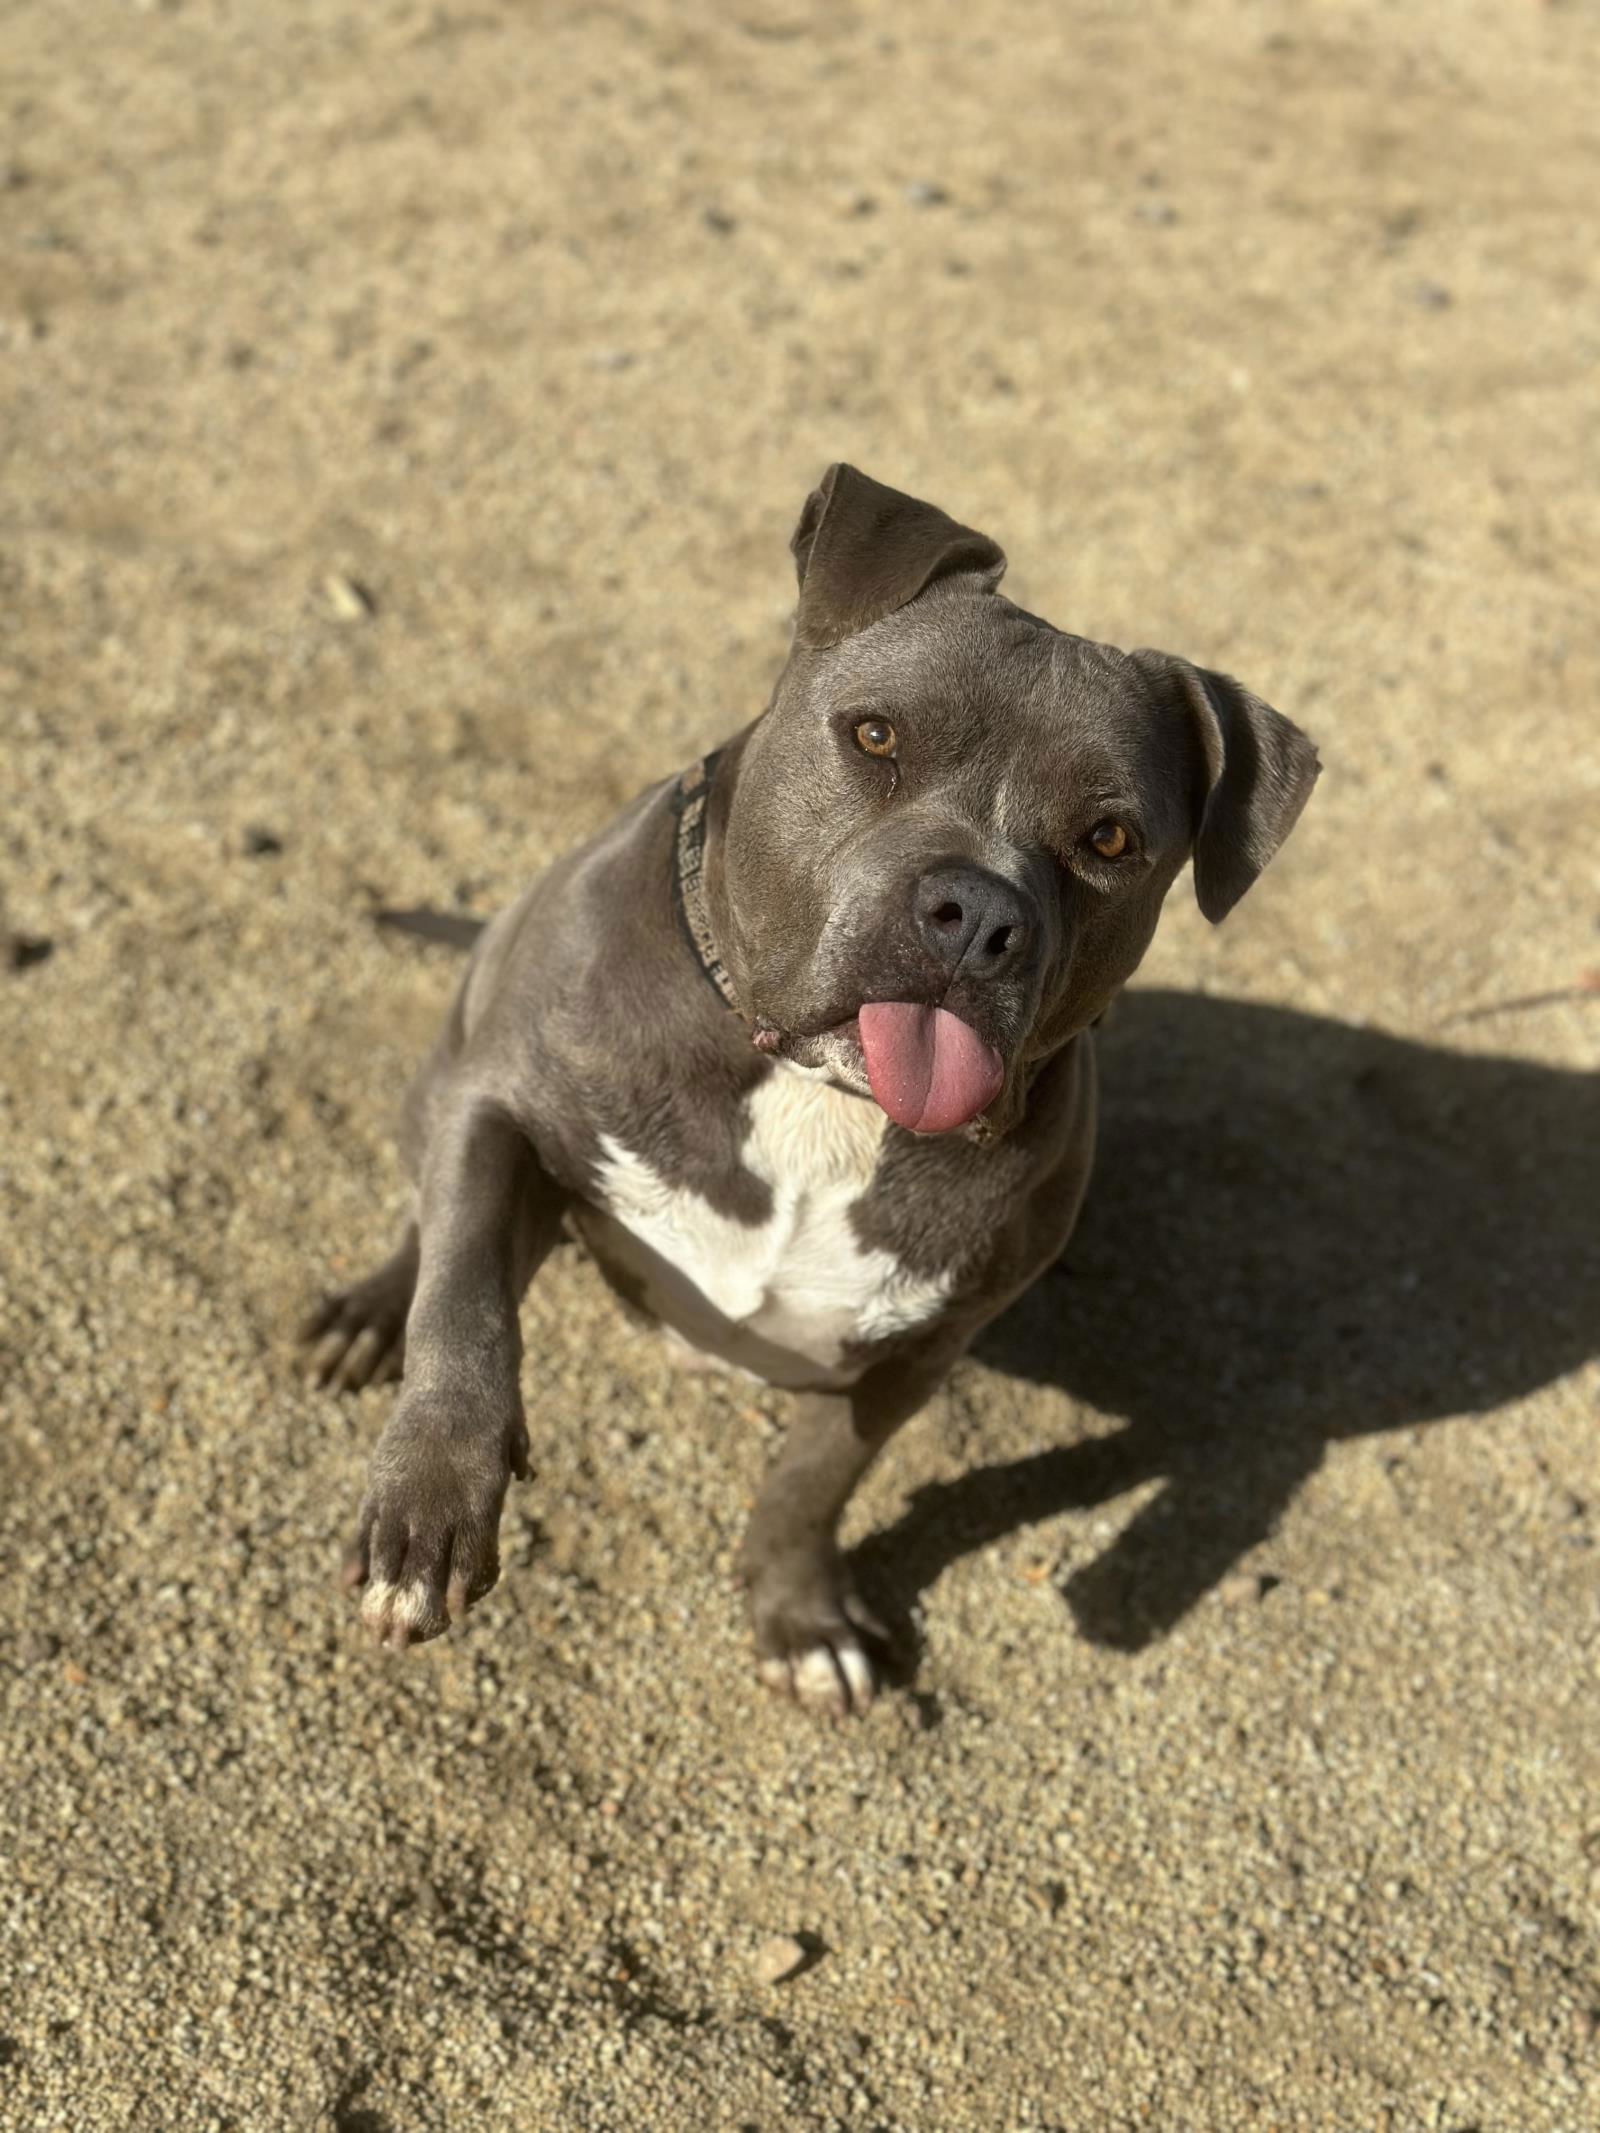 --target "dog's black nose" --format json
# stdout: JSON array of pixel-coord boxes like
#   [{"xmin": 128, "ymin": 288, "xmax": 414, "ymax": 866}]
[{"xmin": 912, "ymin": 864, "xmax": 1031, "ymax": 981}]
